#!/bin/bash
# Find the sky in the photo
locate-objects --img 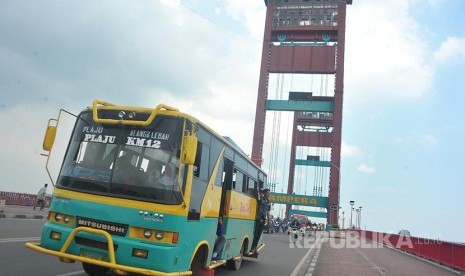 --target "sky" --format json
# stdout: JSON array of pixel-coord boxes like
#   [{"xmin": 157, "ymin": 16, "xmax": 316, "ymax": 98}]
[{"xmin": 1, "ymin": 0, "xmax": 465, "ymax": 242}]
